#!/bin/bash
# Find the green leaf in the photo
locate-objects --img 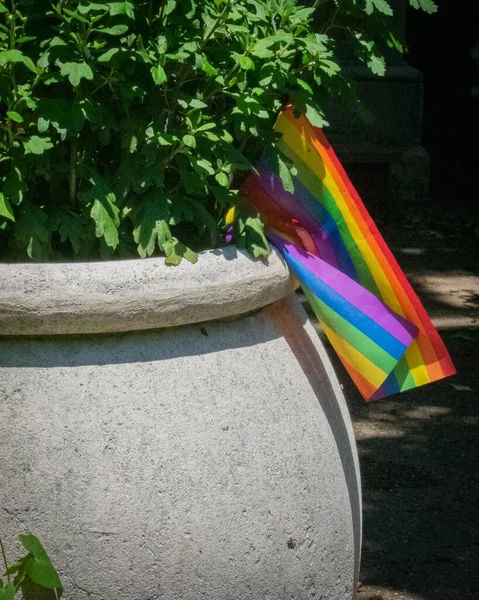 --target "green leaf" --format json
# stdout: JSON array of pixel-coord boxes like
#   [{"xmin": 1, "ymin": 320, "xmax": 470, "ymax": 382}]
[
  {"xmin": 319, "ymin": 58, "xmax": 341, "ymax": 76},
  {"xmin": 0, "ymin": 49, "xmax": 36, "ymax": 73},
  {"xmin": 109, "ymin": 1, "xmax": 135, "ymax": 18},
  {"xmin": 0, "ymin": 583, "xmax": 15, "ymax": 600},
  {"xmin": 227, "ymin": 23, "xmax": 250, "ymax": 33},
  {"xmin": 4, "ymin": 560, "xmax": 22, "ymax": 576},
  {"xmin": 365, "ymin": 0, "xmax": 393, "ymax": 16},
  {"xmin": 185, "ymin": 0, "xmax": 196, "ymax": 19},
  {"xmin": 150, "ymin": 64, "xmax": 167, "ymax": 84},
  {"xmin": 192, "ymin": 157, "xmax": 215, "ymax": 175},
  {"xmin": 0, "ymin": 50, "xmax": 23, "ymax": 67},
  {"xmin": 163, "ymin": 0, "xmax": 177, "ymax": 18},
  {"xmin": 16, "ymin": 36, "xmax": 37, "ymax": 44},
  {"xmin": 15, "ymin": 206, "xmax": 51, "ymax": 260},
  {"xmin": 250, "ymin": 38, "xmax": 276, "ymax": 58},
  {"xmin": 63, "ymin": 8, "xmax": 90, "ymax": 23},
  {"xmin": 97, "ymin": 47, "xmax": 120, "ymax": 63},
  {"xmin": 163, "ymin": 238, "xmax": 197, "ymax": 265},
  {"xmin": 0, "ymin": 49, "xmax": 23, "ymax": 65},
  {"xmin": 251, "ymin": 38, "xmax": 277, "ymax": 58},
  {"xmin": 133, "ymin": 197, "xmax": 171, "ymax": 258},
  {"xmin": 305, "ymin": 104, "xmax": 328, "ymax": 128},
  {"xmin": 409, "ymin": 0, "xmax": 437, "ymax": 13},
  {"xmin": 7, "ymin": 111, "xmax": 23, "ymax": 123},
  {"xmin": 77, "ymin": 2, "xmax": 109, "ymax": 14},
  {"xmin": 367, "ymin": 53, "xmax": 386, "ymax": 75},
  {"xmin": 3, "ymin": 165, "xmax": 27, "ymax": 205},
  {"xmin": 36, "ymin": 99, "xmax": 87, "ymax": 139},
  {"xmin": 155, "ymin": 35, "xmax": 168, "ymax": 55},
  {"xmin": 19, "ymin": 93, "xmax": 38, "ymax": 111},
  {"xmin": 189, "ymin": 98, "xmax": 207, "ymax": 109},
  {"xmin": 224, "ymin": 146, "xmax": 251, "ymax": 171},
  {"xmin": 215, "ymin": 172, "xmax": 229, "ymax": 187},
  {"xmin": 18, "ymin": 535, "xmax": 62, "ymax": 590},
  {"xmin": 185, "ymin": 195, "xmax": 219, "ymax": 246},
  {"xmin": 220, "ymin": 130, "xmax": 233, "ymax": 143},
  {"xmin": 23, "ymin": 136, "xmax": 54, "ymax": 155},
  {"xmin": 182, "ymin": 134, "xmax": 196, "ymax": 148},
  {"xmin": 277, "ymin": 155, "xmax": 294, "ymax": 194},
  {"xmin": 203, "ymin": 131, "xmax": 220, "ymax": 141},
  {"xmin": 50, "ymin": 208, "xmax": 88, "ymax": 254},
  {"xmin": 196, "ymin": 122, "xmax": 216, "ymax": 132},
  {"xmin": 200, "ymin": 53, "xmax": 217, "ymax": 76},
  {"xmin": 239, "ymin": 55, "xmax": 255, "ymax": 70},
  {"xmin": 96, "ymin": 24, "xmax": 129, "ymax": 35},
  {"xmin": 0, "ymin": 192, "xmax": 15, "ymax": 221},
  {"xmin": 388, "ymin": 32, "xmax": 404, "ymax": 53},
  {"xmin": 60, "ymin": 62, "xmax": 94, "ymax": 86},
  {"xmin": 155, "ymin": 133, "xmax": 176, "ymax": 146},
  {"xmin": 239, "ymin": 216, "xmax": 270, "ymax": 259},
  {"xmin": 85, "ymin": 176, "xmax": 120, "ymax": 249},
  {"xmin": 91, "ymin": 197, "xmax": 120, "ymax": 249},
  {"xmin": 289, "ymin": 7, "xmax": 316, "ymax": 25},
  {"xmin": 355, "ymin": 35, "xmax": 386, "ymax": 75},
  {"xmin": 296, "ymin": 78, "xmax": 313, "ymax": 94}
]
